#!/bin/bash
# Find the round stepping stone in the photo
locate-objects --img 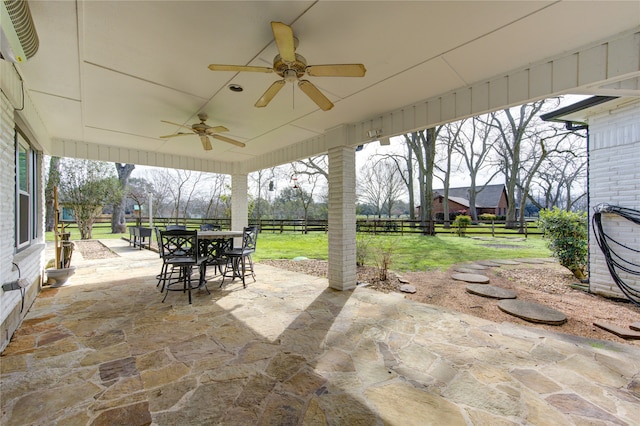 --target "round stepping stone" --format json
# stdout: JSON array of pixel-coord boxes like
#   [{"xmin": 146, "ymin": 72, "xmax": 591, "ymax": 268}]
[
  {"xmin": 451, "ymin": 273, "xmax": 490, "ymax": 284},
  {"xmin": 459, "ymin": 264, "xmax": 488, "ymax": 270},
  {"xmin": 497, "ymin": 300, "xmax": 567, "ymax": 325},
  {"xmin": 490, "ymin": 259, "xmax": 520, "ymax": 265},
  {"xmin": 400, "ymin": 284, "xmax": 416, "ymax": 294},
  {"xmin": 454, "ymin": 267, "xmax": 483, "ymax": 274},
  {"xmin": 466, "ymin": 284, "xmax": 517, "ymax": 299},
  {"xmin": 475, "ymin": 260, "xmax": 501, "ymax": 267}
]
